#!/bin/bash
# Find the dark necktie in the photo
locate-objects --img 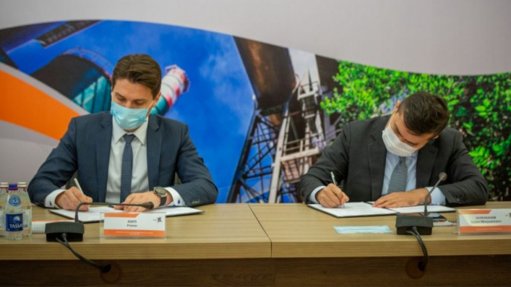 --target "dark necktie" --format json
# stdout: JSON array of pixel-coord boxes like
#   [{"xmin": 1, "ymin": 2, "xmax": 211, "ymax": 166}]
[
  {"xmin": 388, "ymin": 157, "xmax": 408, "ymax": 193},
  {"xmin": 120, "ymin": 134, "xmax": 135, "ymax": 202}
]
